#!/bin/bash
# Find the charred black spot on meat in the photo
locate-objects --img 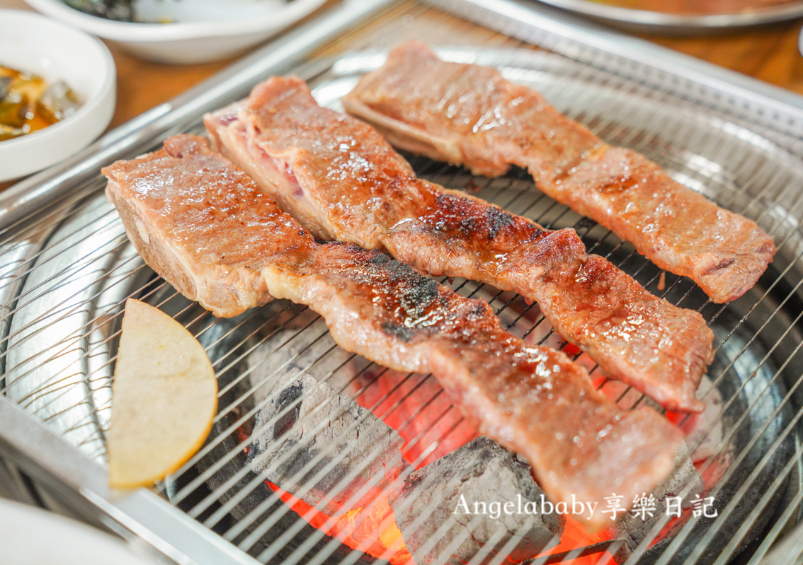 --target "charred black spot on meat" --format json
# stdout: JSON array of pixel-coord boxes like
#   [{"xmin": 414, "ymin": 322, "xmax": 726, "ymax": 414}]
[
  {"xmin": 368, "ymin": 251, "xmax": 392, "ymax": 265},
  {"xmin": 469, "ymin": 301, "xmax": 490, "ymax": 319},
  {"xmin": 378, "ymin": 256, "xmax": 418, "ymax": 282},
  {"xmin": 460, "ymin": 217, "xmax": 476, "ymax": 234},
  {"xmin": 372, "ymin": 258, "xmax": 446, "ymax": 322},
  {"xmin": 398, "ymin": 276, "xmax": 441, "ymax": 319},
  {"xmin": 434, "ymin": 194, "xmax": 482, "ymax": 233},
  {"xmin": 369, "ymin": 254, "xmax": 441, "ymax": 310},
  {"xmin": 402, "ymin": 276, "xmax": 440, "ymax": 305},
  {"xmin": 435, "ymin": 193, "xmax": 470, "ymax": 215},
  {"xmin": 431, "ymin": 193, "xmax": 539, "ymax": 244},
  {"xmin": 484, "ymin": 206, "xmax": 516, "ymax": 240},
  {"xmin": 381, "ymin": 321, "xmax": 418, "ymax": 342}
]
